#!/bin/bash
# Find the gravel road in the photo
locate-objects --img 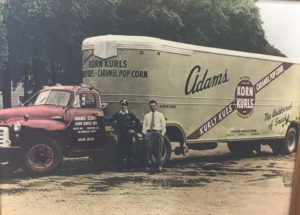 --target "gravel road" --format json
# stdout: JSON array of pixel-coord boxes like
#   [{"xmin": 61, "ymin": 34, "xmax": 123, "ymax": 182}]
[{"xmin": 0, "ymin": 143, "xmax": 296, "ymax": 215}]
